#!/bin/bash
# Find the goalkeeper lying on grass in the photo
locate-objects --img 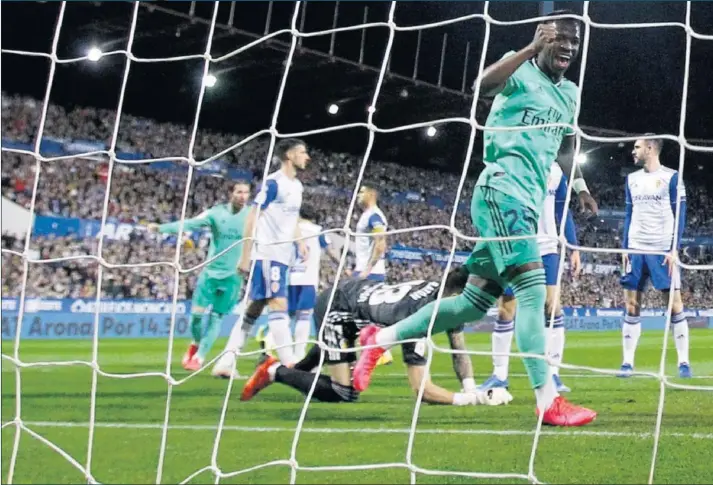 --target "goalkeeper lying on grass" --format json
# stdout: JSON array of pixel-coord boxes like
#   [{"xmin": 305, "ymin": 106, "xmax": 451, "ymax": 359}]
[{"xmin": 240, "ymin": 267, "xmax": 513, "ymax": 407}]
